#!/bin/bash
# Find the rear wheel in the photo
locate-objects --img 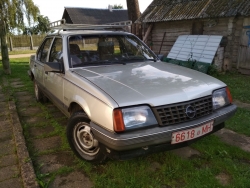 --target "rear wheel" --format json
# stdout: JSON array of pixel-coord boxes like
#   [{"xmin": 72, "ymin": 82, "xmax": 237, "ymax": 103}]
[
  {"xmin": 34, "ymin": 80, "xmax": 48, "ymax": 103},
  {"xmin": 67, "ymin": 112, "xmax": 107, "ymax": 163},
  {"xmin": 34, "ymin": 80, "xmax": 43, "ymax": 102}
]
